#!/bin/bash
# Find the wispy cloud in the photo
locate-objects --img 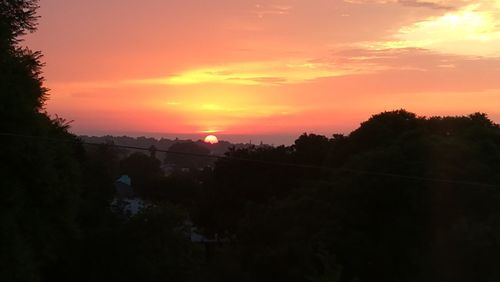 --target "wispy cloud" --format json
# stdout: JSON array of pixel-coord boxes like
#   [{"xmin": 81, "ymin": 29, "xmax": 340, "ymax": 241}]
[
  {"xmin": 128, "ymin": 59, "xmax": 378, "ymax": 86},
  {"xmin": 344, "ymin": 0, "xmax": 471, "ymax": 10},
  {"xmin": 253, "ymin": 3, "xmax": 293, "ymax": 18},
  {"xmin": 398, "ymin": 0, "xmax": 453, "ymax": 10}
]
